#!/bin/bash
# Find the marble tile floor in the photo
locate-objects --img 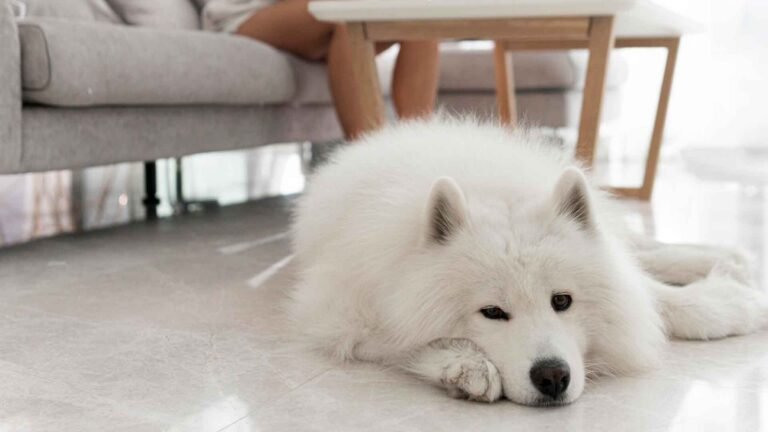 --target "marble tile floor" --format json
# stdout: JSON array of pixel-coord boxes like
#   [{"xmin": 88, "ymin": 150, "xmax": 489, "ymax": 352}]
[{"xmin": 1, "ymin": 168, "xmax": 768, "ymax": 432}]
